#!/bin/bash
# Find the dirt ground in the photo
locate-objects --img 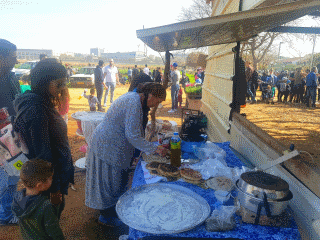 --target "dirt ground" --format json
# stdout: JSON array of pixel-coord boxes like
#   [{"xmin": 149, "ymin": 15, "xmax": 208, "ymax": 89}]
[
  {"xmin": 0, "ymin": 84, "xmax": 184, "ymax": 240},
  {"xmin": 1, "ymin": 85, "xmax": 319, "ymax": 239},
  {"xmin": 241, "ymin": 90, "xmax": 320, "ymax": 197}
]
